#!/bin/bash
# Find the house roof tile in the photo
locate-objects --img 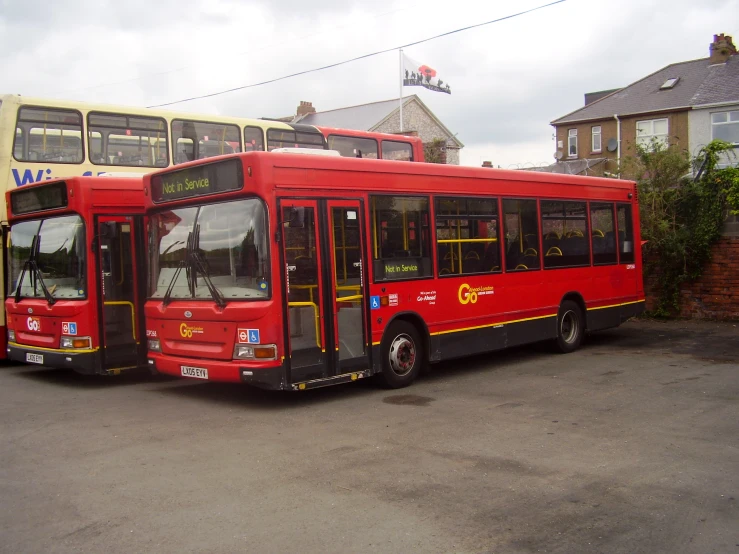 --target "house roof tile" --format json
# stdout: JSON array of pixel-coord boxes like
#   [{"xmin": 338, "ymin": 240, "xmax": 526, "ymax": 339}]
[{"xmin": 551, "ymin": 55, "xmax": 739, "ymax": 125}]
